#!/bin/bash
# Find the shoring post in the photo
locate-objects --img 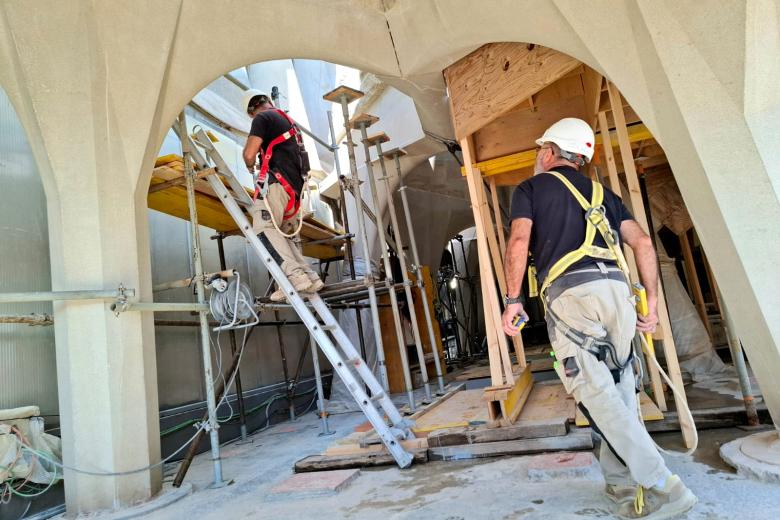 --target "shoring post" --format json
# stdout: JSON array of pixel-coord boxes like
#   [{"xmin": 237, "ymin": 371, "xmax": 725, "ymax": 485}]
[
  {"xmin": 373, "ymin": 144, "xmax": 435, "ymax": 398},
  {"xmin": 329, "ymin": 92, "xmax": 391, "ymax": 394},
  {"xmin": 355, "ymin": 124, "xmax": 415, "ymax": 409},
  {"xmin": 391, "ymin": 151, "xmax": 446, "ymax": 391},
  {"xmin": 178, "ymin": 111, "xmax": 225, "ymax": 487}
]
